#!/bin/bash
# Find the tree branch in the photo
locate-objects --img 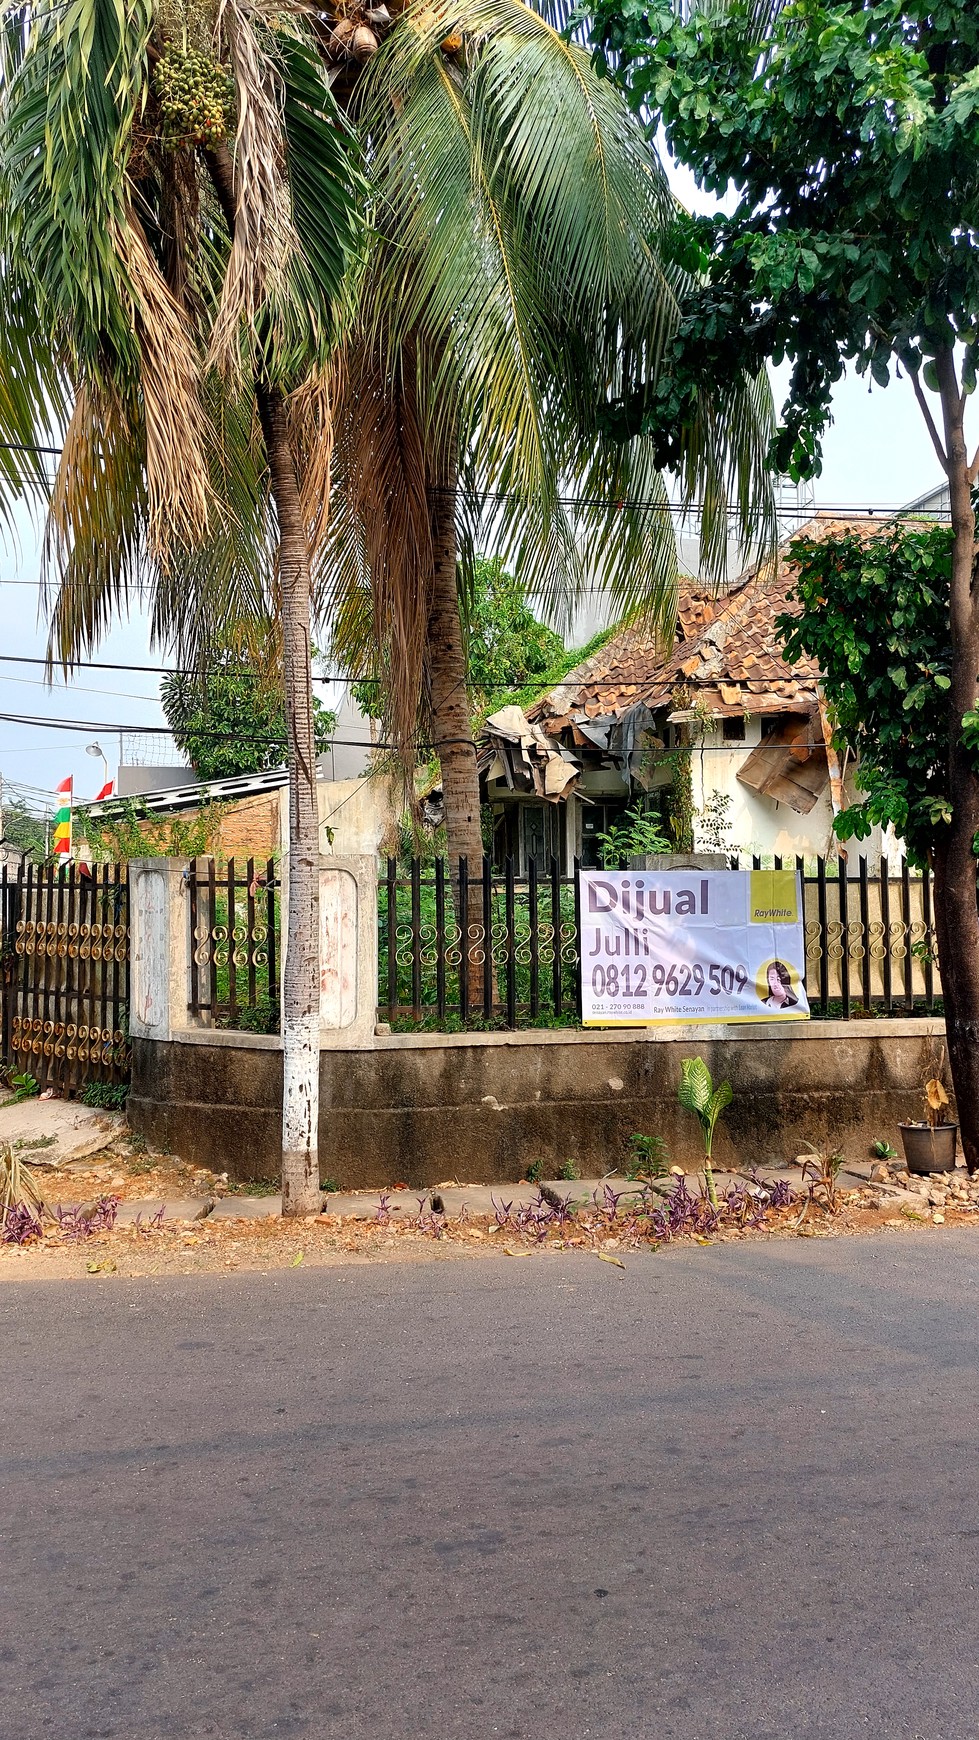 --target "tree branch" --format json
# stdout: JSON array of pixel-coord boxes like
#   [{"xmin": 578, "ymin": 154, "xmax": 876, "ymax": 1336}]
[
  {"xmin": 968, "ymin": 441, "xmax": 979, "ymax": 487},
  {"xmin": 910, "ymin": 368, "xmax": 949, "ymax": 475}
]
